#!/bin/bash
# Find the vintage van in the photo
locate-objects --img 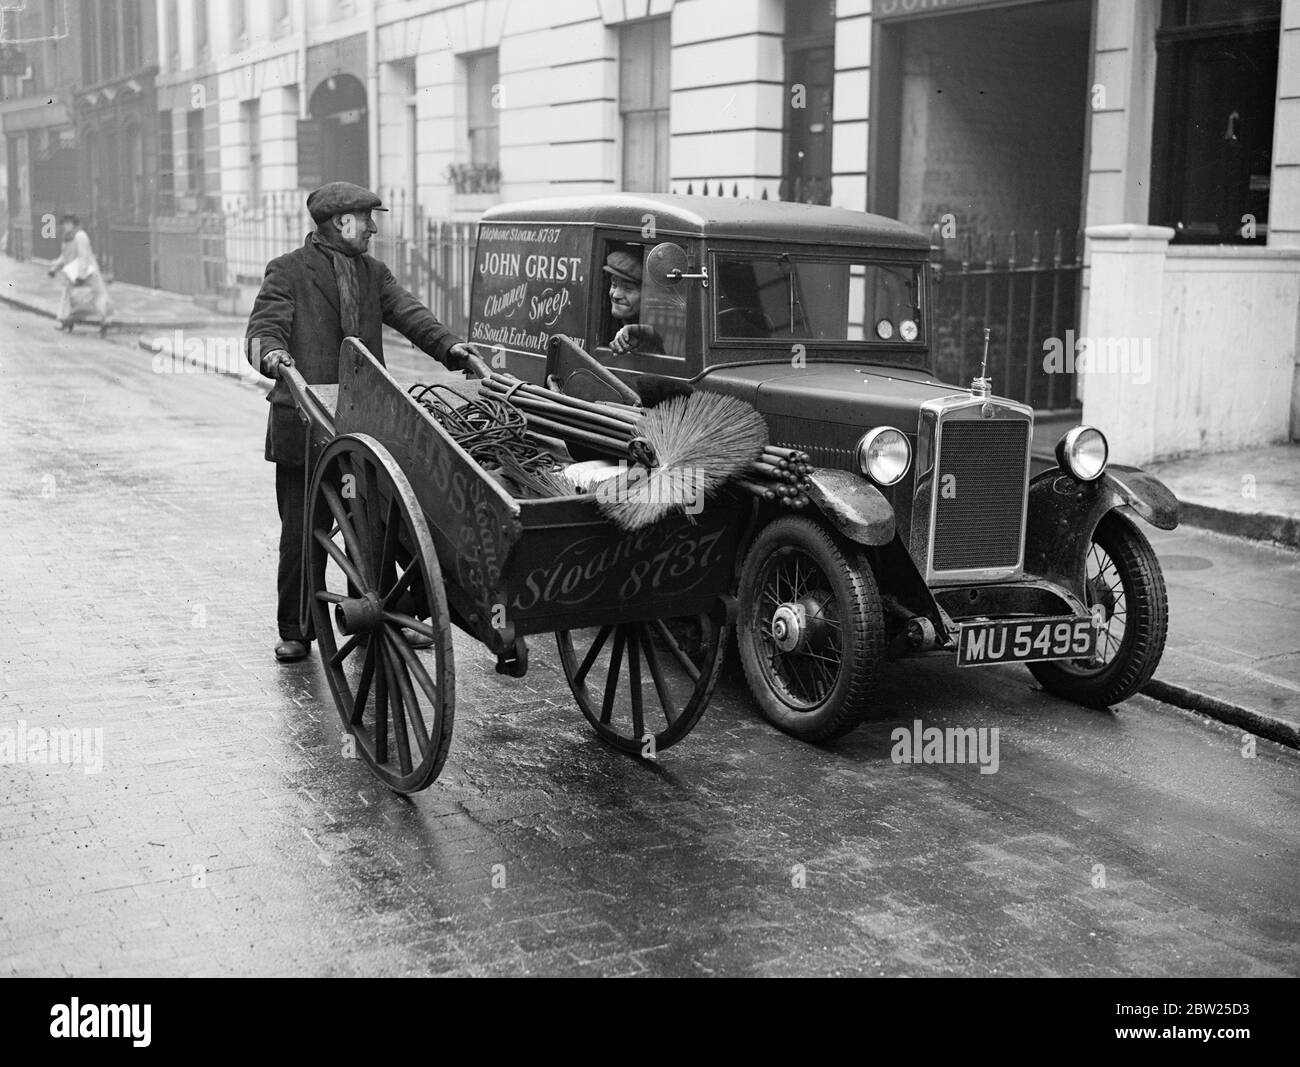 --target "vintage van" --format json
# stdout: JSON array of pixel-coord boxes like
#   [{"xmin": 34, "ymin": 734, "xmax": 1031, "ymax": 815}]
[{"xmin": 464, "ymin": 194, "xmax": 1180, "ymax": 742}]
